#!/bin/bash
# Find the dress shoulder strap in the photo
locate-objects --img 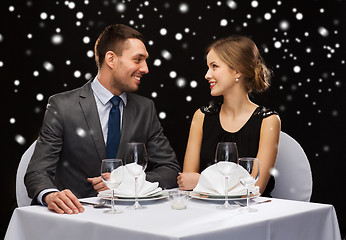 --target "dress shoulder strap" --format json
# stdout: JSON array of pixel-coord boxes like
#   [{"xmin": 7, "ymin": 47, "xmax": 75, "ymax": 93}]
[
  {"xmin": 200, "ymin": 103, "xmax": 222, "ymax": 115},
  {"xmin": 253, "ymin": 106, "xmax": 278, "ymax": 118}
]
